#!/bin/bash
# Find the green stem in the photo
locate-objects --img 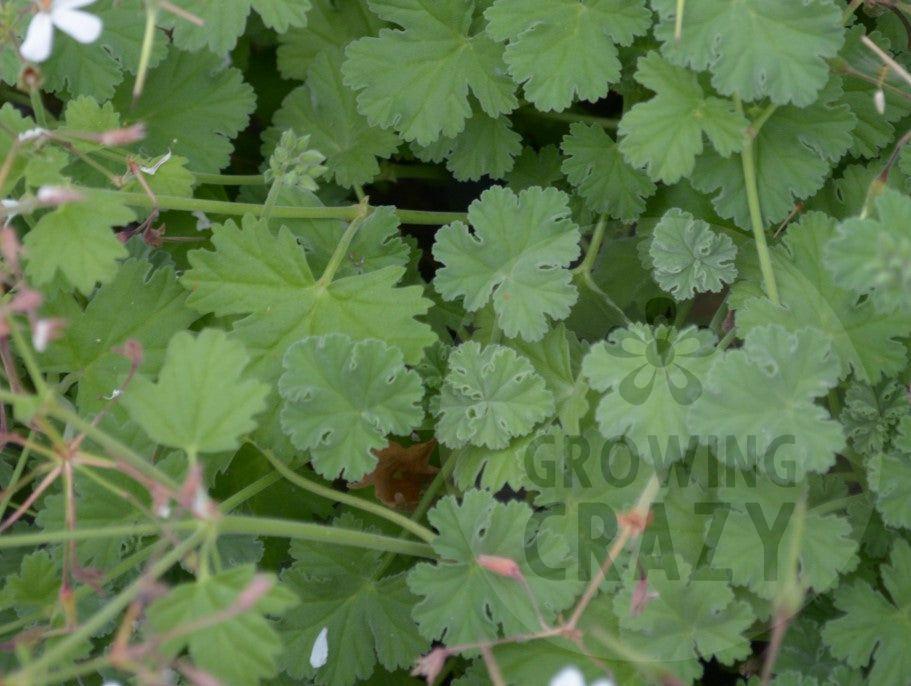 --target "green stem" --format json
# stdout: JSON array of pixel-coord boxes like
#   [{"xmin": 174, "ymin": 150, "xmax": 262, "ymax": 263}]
[
  {"xmin": 842, "ymin": 0, "xmax": 863, "ymax": 22},
  {"xmin": 317, "ymin": 201, "xmax": 369, "ymax": 286},
  {"xmin": 262, "ymin": 177, "xmax": 283, "ymax": 223},
  {"xmin": 132, "ymin": 2, "xmax": 159, "ymax": 101},
  {"xmin": 674, "ymin": 0, "xmax": 685, "ymax": 40},
  {"xmin": 28, "ymin": 88, "xmax": 47, "ymax": 128},
  {"xmin": 0, "ymin": 514, "xmax": 437, "ymax": 557},
  {"xmin": 7, "ymin": 529, "xmax": 207, "ymax": 685},
  {"xmin": 572, "ymin": 215, "xmax": 608, "ymax": 276},
  {"xmin": 0, "ymin": 437, "xmax": 32, "ymax": 521},
  {"xmin": 578, "ymin": 271, "xmax": 630, "ymax": 325},
  {"xmin": 8, "ymin": 318, "xmax": 49, "ymax": 397},
  {"xmin": 736, "ymin": 96, "xmax": 780, "ymax": 306},
  {"xmin": 45, "ymin": 398, "xmax": 180, "ymax": 491},
  {"xmin": 219, "ymin": 515, "xmax": 435, "ymax": 557},
  {"xmin": 0, "ymin": 521, "xmax": 189, "ymax": 549},
  {"xmin": 79, "ymin": 188, "xmax": 466, "ymax": 226},
  {"xmin": 257, "ymin": 445, "xmax": 436, "ymax": 543},
  {"xmin": 716, "ymin": 327, "xmax": 738, "ymax": 351},
  {"xmin": 219, "ymin": 472, "xmax": 282, "ymax": 512},
  {"xmin": 371, "ymin": 448, "xmax": 455, "ymax": 578}
]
